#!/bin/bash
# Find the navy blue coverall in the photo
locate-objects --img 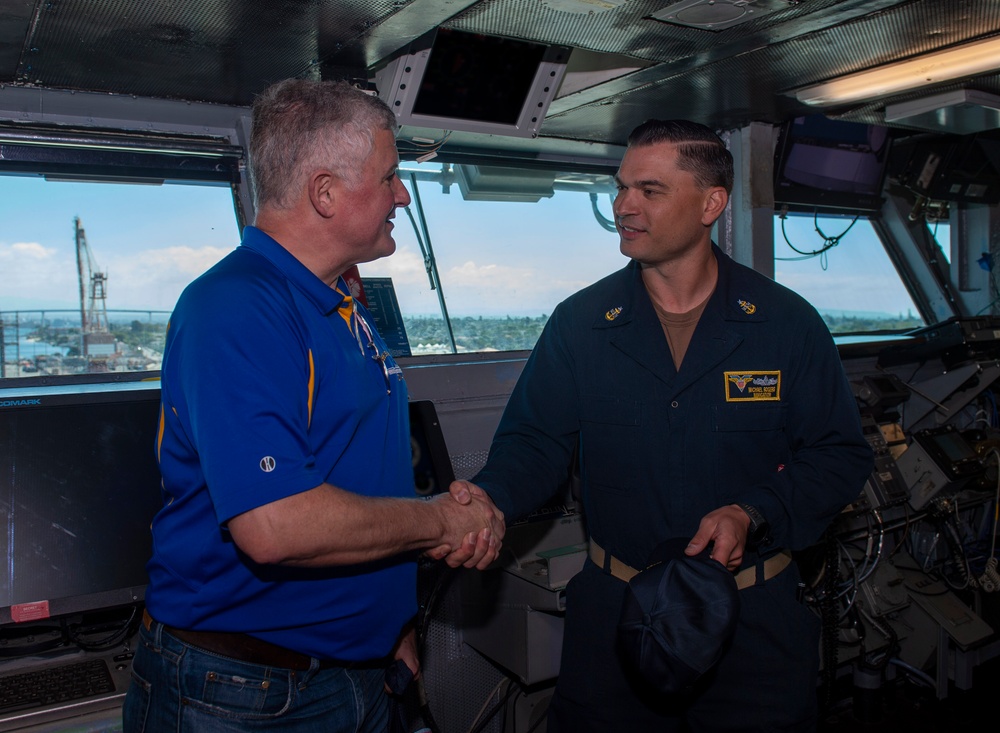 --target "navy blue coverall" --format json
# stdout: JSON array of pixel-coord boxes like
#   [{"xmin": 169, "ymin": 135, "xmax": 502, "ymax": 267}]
[{"xmin": 474, "ymin": 247, "xmax": 874, "ymax": 732}]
